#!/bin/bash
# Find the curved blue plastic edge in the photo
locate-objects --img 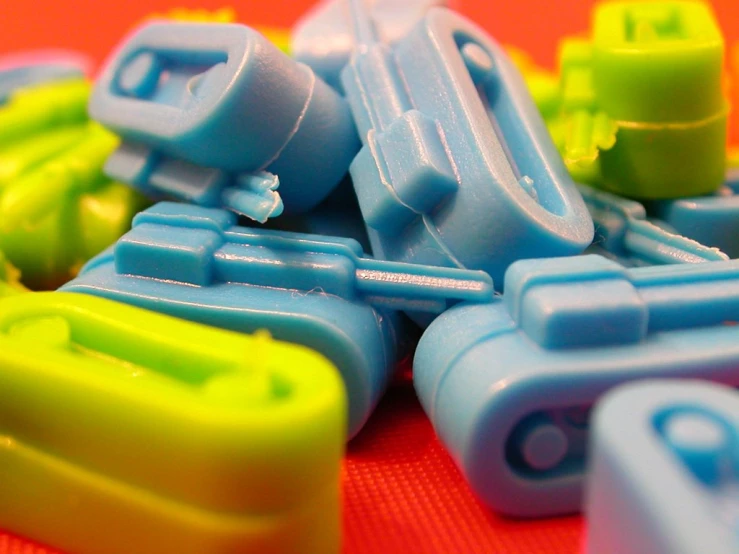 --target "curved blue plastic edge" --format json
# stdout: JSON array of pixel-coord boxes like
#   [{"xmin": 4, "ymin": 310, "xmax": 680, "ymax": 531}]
[
  {"xmin": 90, "ymin": 22, "xmax": 359, "ymax": 216},
  {"xmin": 586, "ymin": 380, "xmax": 738, "ymax": 554},
  {"xmin": 340, "ymin": 6, "xmax": 593, "ymax": 288},
  {"xmin": 414, "ymin": 254, "xmax": 739, "ymax": 517}
]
